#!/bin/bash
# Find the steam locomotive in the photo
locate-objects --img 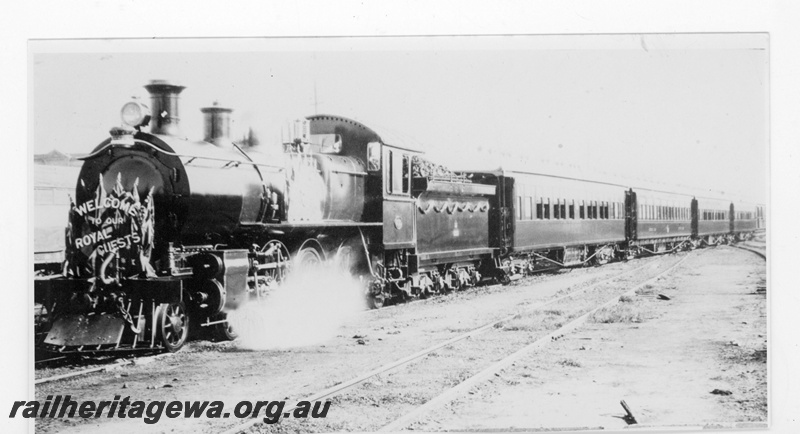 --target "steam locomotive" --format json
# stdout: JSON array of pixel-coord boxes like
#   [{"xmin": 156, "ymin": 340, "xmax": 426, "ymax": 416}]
[{"xmin": 34, "ymin": 80, "xmax": 765, "ymax": 353}]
